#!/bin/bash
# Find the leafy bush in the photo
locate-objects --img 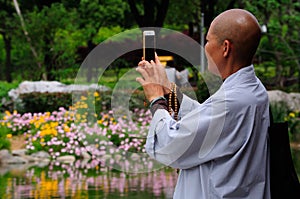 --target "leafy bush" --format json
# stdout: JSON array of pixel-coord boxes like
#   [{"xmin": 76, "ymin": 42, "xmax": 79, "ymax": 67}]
[
  {"xmin": 270, "ymin": 101, "xmax": 289, "ymax": 123},
  {"xmin": 0, "ymin": 81, "xmax": 19, "ymax": 112},
  {"xmin": 0, "ymin": 126, "xmax": 11, "ymax": 150},
  {"xmin": 17, "ymin": 92, "xmax": 73, "ymax": 114},
  {"xmin": 270, "ymin": 102, "xmax": 300, "ymax": 141}
]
